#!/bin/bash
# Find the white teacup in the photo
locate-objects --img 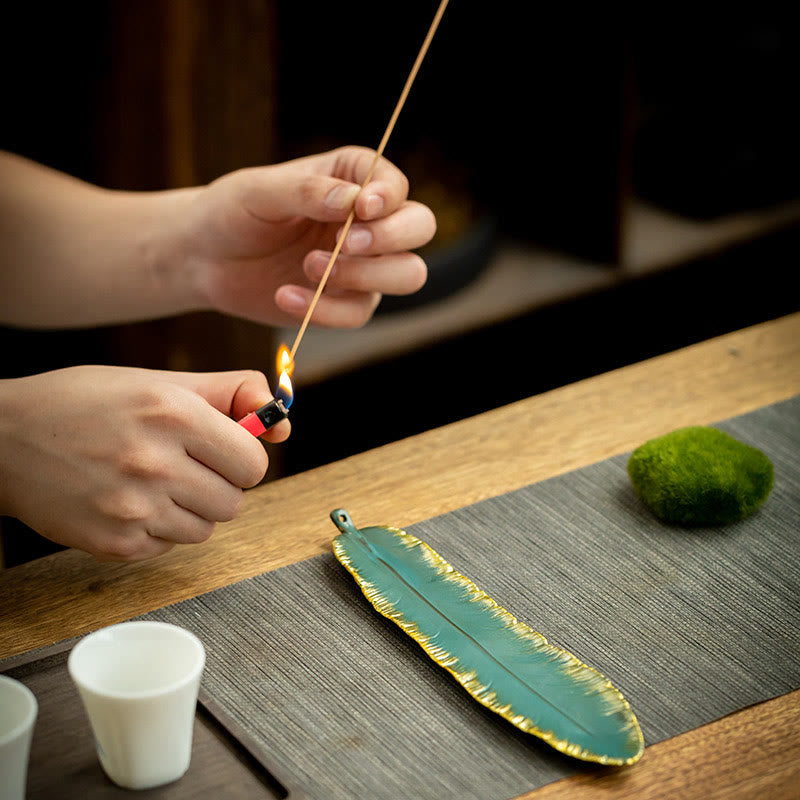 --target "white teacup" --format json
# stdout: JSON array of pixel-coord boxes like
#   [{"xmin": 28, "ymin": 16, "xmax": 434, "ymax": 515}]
[
  {"xmin": 68, "ymin": 621, "xmax": 205, "ymax": 790},
  {"xmin": 0, "ymin": 674, "xmax": 38, "ymax": 800}
]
